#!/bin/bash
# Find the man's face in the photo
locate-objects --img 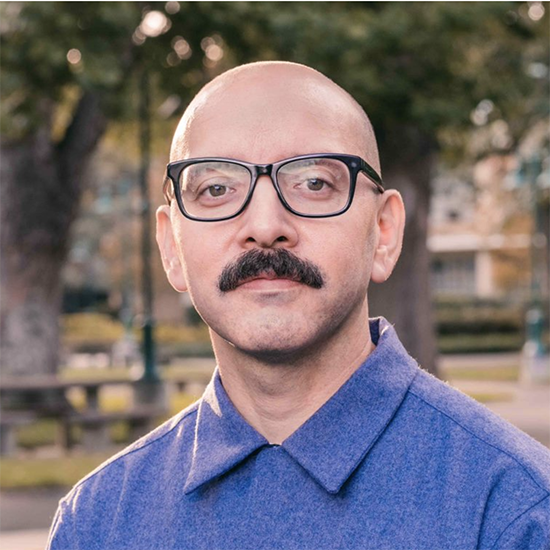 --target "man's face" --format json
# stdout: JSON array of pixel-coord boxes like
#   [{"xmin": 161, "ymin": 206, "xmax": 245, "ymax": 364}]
[{"xmin": 158, "ymin": 73, "xmax": 385, "ymax": 362}]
